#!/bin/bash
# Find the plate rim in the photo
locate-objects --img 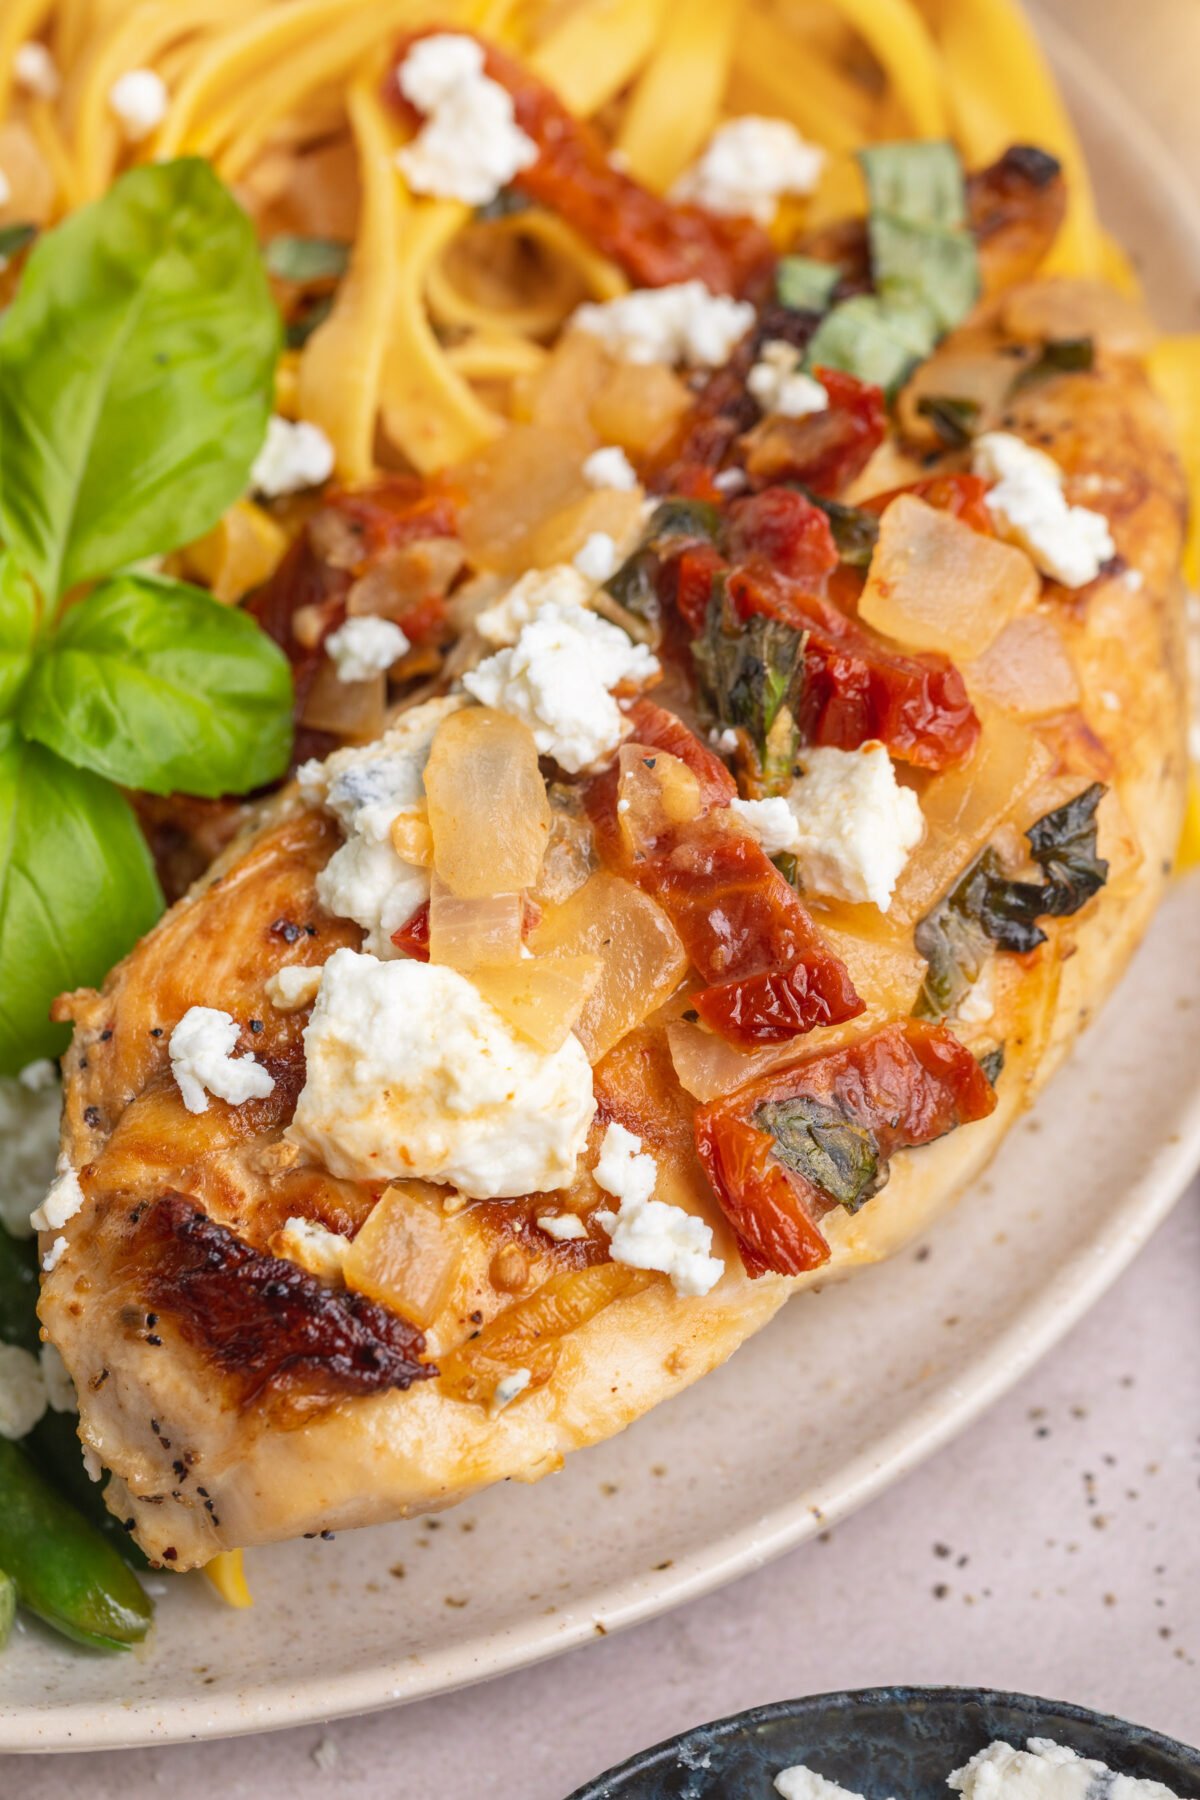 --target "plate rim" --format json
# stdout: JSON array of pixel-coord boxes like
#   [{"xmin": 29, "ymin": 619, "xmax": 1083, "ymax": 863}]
[
  {"xmin": 561, "ymin": 1685, "xmax": 1200, "ymax": 1798},
  {"xmin": 5, "ymin": 14, "xmax": 1200, "ymax": 1754}
]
